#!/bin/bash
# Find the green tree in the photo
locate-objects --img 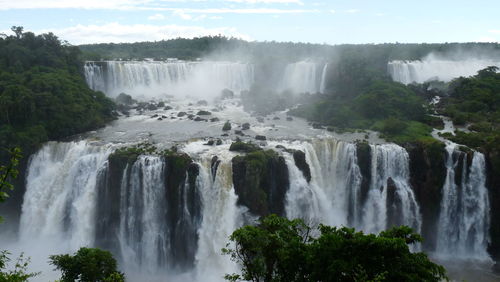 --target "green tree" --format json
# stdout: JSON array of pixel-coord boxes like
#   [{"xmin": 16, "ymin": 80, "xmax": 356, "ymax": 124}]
[
  {"xmin": 0, "ymin": 147, "xmax": 21, "ymax": 222},
  {"xmin": 223, "ymin": 215, "xmax": 447, "ymax": 282},
  {"xmin": 49, "ymin": 247, "xmax": 125, "ymax": 282}
]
